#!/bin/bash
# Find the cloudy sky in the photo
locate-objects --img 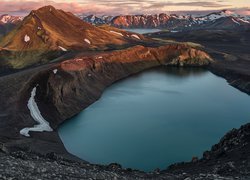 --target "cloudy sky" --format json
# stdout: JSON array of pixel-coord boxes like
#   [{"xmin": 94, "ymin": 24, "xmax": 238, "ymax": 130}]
[{"xmin": 0, "ymin": 0, "xmax": 249, "ymax": 15}]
